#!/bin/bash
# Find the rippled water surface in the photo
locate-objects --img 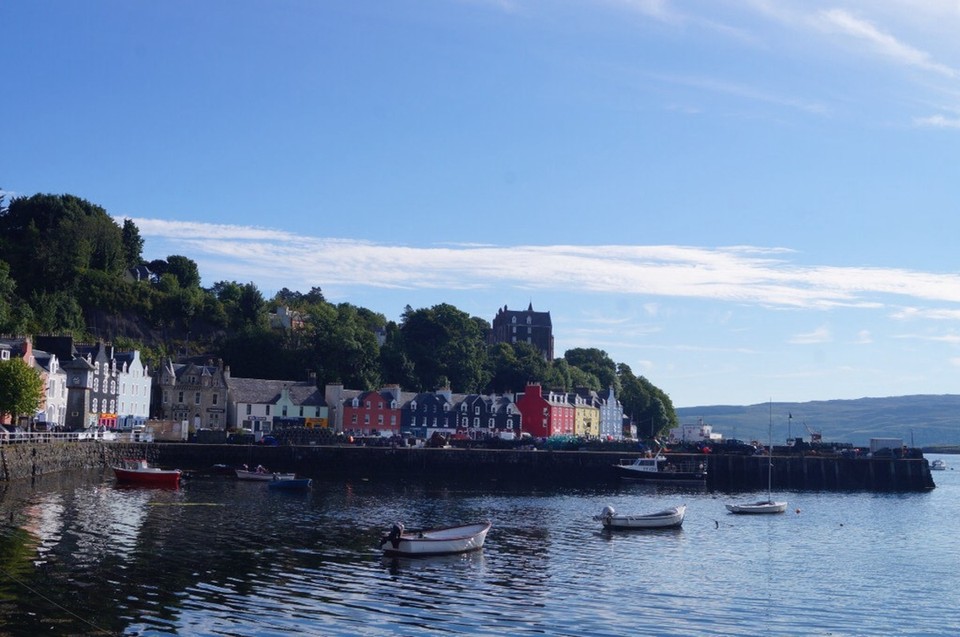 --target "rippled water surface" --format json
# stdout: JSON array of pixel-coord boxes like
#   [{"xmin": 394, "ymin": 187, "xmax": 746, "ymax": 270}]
[{"xmin": 1, "ymin": 455, "xmax": 958, "ymax": 636}]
